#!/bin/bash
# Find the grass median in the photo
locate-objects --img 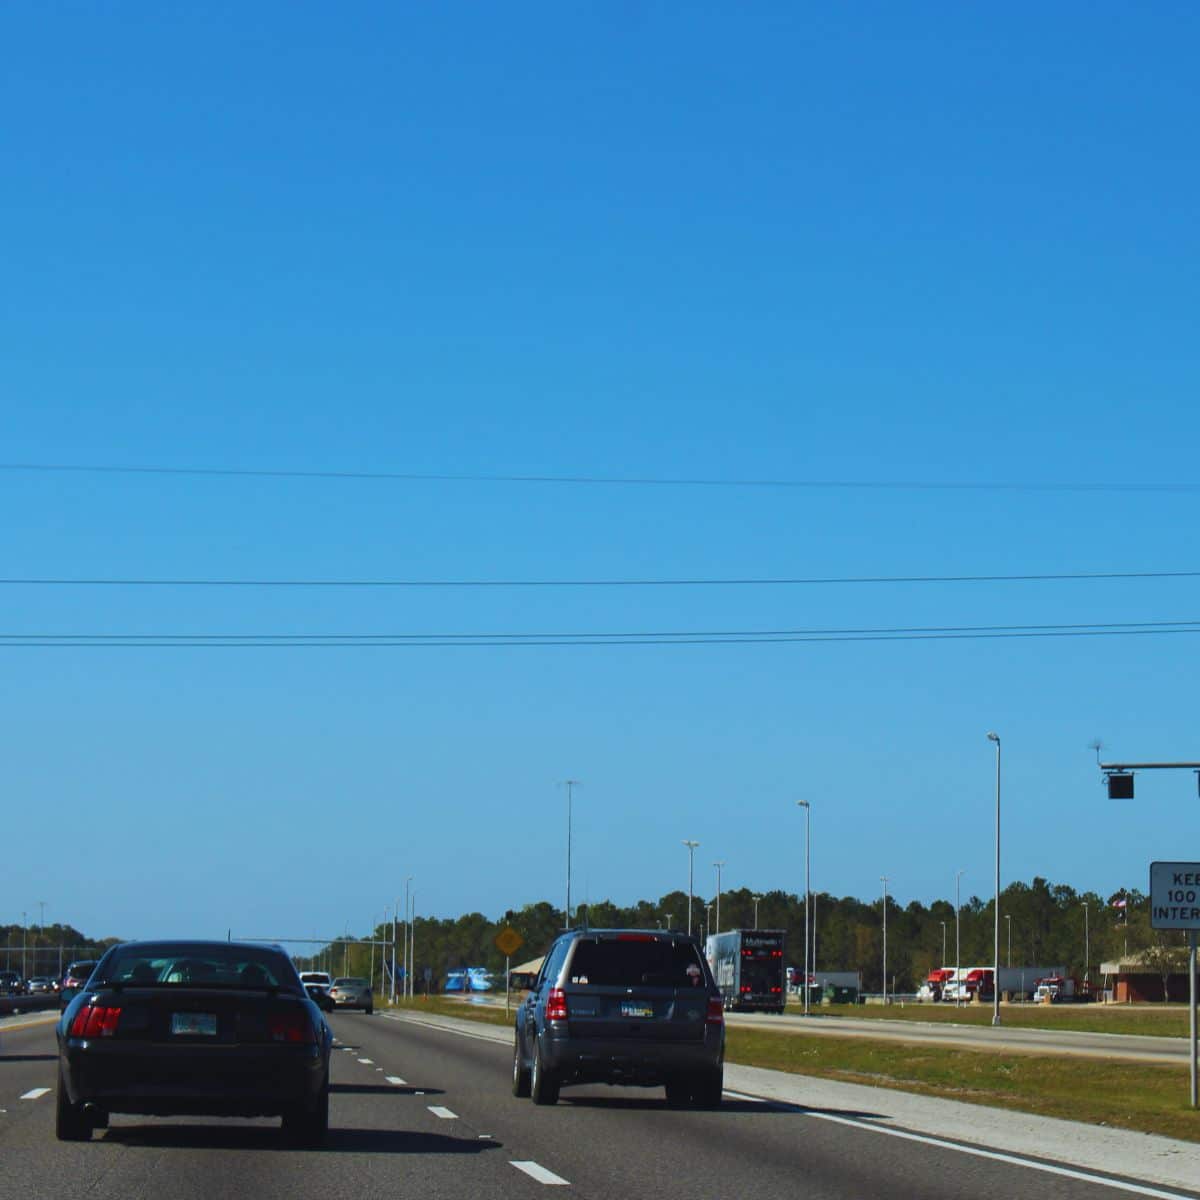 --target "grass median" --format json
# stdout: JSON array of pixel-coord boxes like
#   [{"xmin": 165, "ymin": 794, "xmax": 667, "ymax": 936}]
[{"xmin": 385, "ymin": 995, "xmax": 1200, "ymax": 1143}]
